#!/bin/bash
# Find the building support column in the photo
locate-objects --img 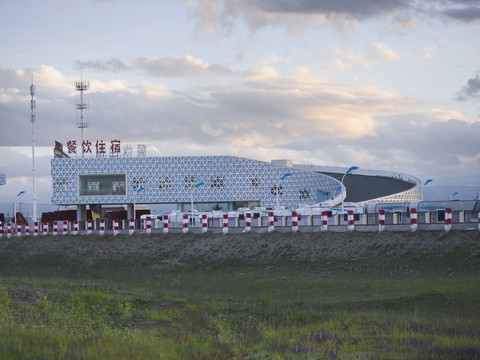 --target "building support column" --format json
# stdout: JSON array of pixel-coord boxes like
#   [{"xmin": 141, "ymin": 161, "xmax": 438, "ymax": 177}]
[
  {"xmin": 77, "ymin": 204, "xmax": 86, "ymax": 222},
  {"xmin": 127, "ymin": 203, "xmax": 134, "ymax": 220}
]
